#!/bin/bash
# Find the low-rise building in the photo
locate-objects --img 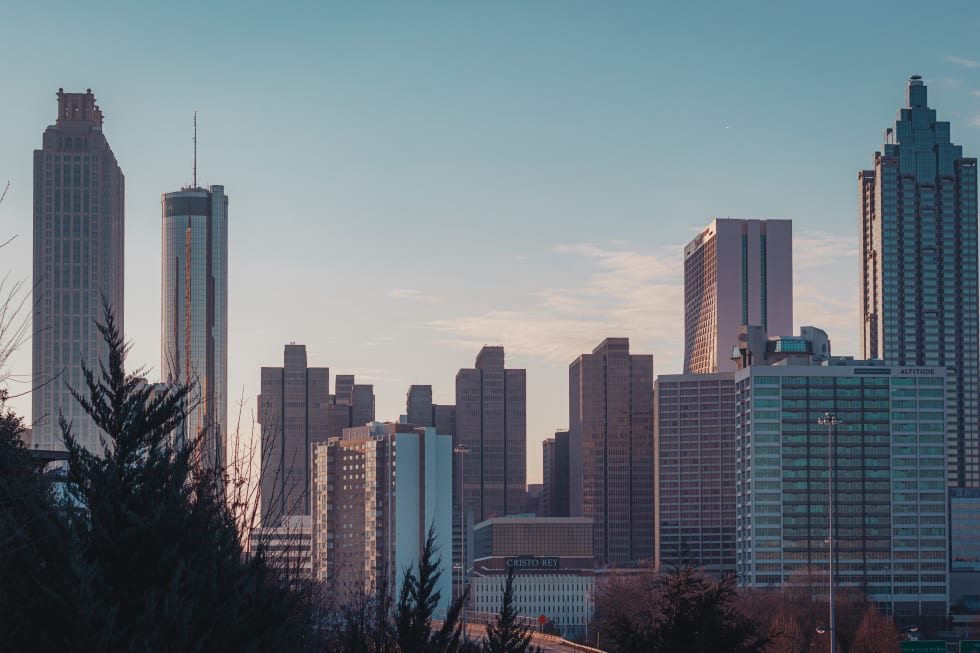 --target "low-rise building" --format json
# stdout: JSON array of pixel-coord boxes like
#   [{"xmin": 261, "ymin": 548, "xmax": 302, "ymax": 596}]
[{"xmin": 470, "ymin": 516, "xmax": 594, "ymax": 639}]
